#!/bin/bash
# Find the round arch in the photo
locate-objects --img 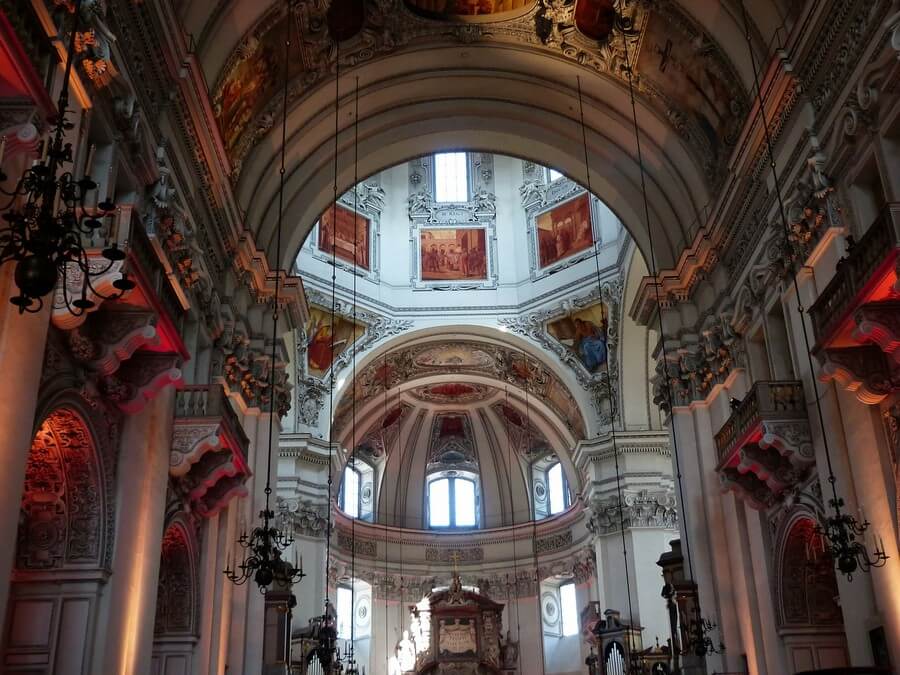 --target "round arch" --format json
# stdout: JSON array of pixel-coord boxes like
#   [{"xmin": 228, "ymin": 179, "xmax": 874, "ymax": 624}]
[{"xmin": 240, "ymin": 55, "xmax": 710, "ymax": 273}]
